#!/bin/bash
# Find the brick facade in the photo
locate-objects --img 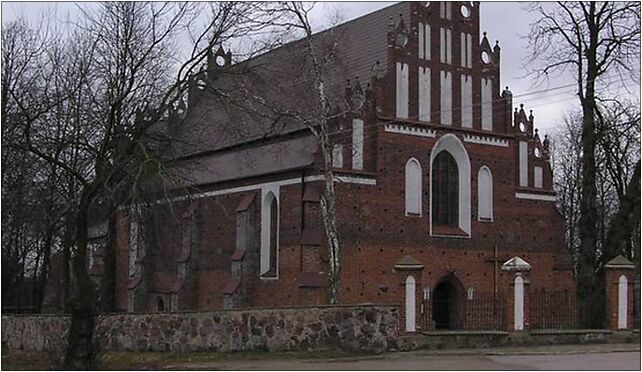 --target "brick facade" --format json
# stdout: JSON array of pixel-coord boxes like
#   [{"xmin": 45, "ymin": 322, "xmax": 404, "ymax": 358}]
[{"xmin": 103, "ymin": 2, "xmax": 577, "ymax": 332}]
